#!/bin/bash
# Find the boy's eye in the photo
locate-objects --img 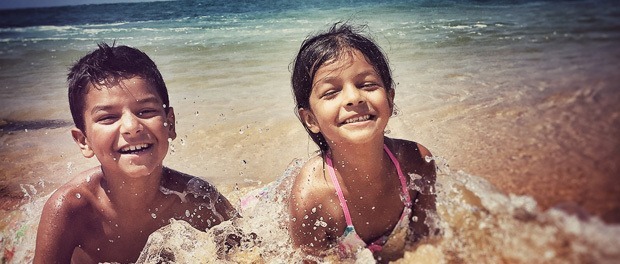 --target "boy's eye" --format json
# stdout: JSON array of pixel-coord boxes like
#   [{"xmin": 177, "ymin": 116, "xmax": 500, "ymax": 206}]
[
  {"xmin": 96, "ymin": 115, "xmax": 117, "ymax": 124},
  {"xmin": 137, "ymin": 108, "xmax": 160, "ymax": 117}
]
